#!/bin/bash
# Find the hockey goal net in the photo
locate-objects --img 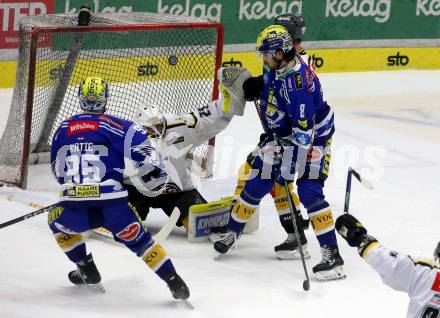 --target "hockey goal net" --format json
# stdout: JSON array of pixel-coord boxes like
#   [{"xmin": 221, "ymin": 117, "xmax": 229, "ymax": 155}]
[{"xmin": 0, "ymin": 12, "xmax": 223, "ymax": 188}]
